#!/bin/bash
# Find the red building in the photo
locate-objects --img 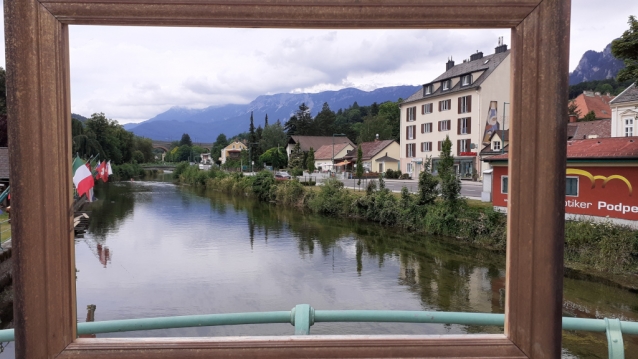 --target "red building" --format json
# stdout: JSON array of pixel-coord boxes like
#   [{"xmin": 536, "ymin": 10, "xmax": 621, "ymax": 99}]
[{"xmin": 483, "ymin": 137, "xmax": 638, "ymax": 223}]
